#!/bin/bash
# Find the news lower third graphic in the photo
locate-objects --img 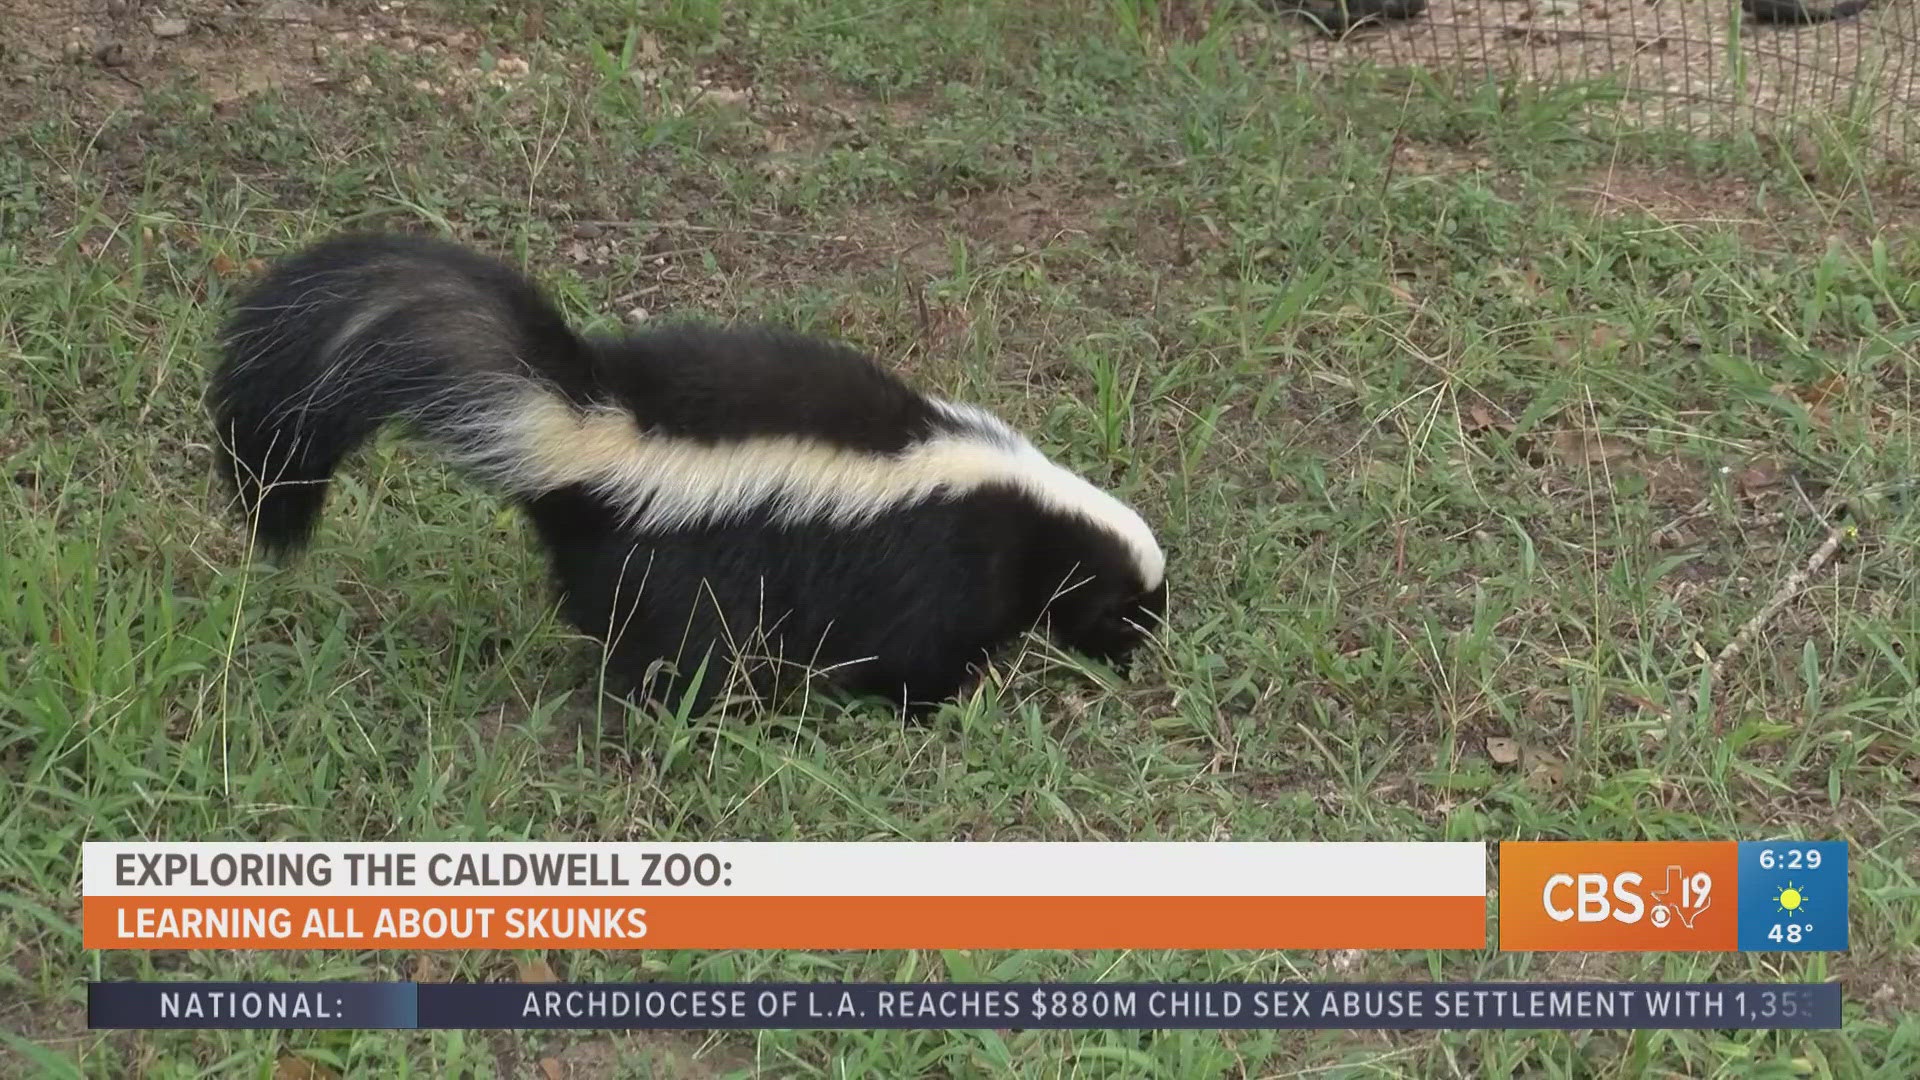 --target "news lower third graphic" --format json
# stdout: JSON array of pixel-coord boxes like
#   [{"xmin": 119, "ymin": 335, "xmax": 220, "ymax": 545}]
[
  {"xmin": 80, "ymin": 841, "xmax": 1488, "ymax": 951},
  {"xmin": 87, "ymin": 981, "xmax": 1843, "ymax": 1031},
  {"xmin": 76, "ymin": 839, "xmax": 1852, "ymax": 1033},
  {"xmin": 1497, "ymin": 841, "xmax": 1850, "ymax": 952}
]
